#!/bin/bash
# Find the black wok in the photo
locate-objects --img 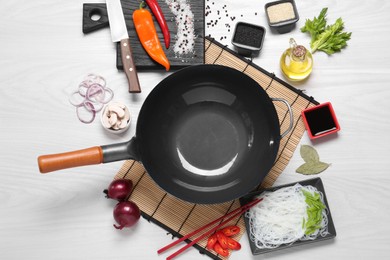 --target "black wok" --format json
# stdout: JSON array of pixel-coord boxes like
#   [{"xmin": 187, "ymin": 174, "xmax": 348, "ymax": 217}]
[{"xmin": 38, "ymin": 65, "xmax": 292, "ymax": 204}]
